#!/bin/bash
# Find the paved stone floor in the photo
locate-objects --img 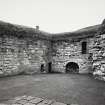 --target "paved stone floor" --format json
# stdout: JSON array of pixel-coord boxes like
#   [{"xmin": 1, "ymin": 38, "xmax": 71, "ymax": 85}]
[
  {"xmin": 0, "ymin": 95, "xmax": 67, "ymax": 105},
  {"xmin": 0, "ymin": 74, "xmax": 105, "ymax": 105}
]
